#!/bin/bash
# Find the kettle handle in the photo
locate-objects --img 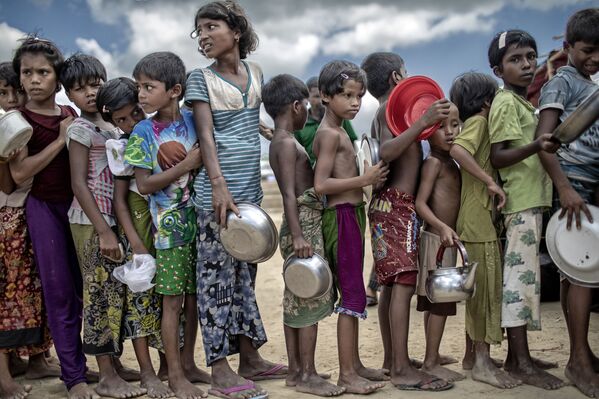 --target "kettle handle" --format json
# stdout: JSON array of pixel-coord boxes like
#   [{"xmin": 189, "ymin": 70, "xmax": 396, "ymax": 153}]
[{"xmin": 435, "ymin": 239, "xmax": 469, "ymax": 268}]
